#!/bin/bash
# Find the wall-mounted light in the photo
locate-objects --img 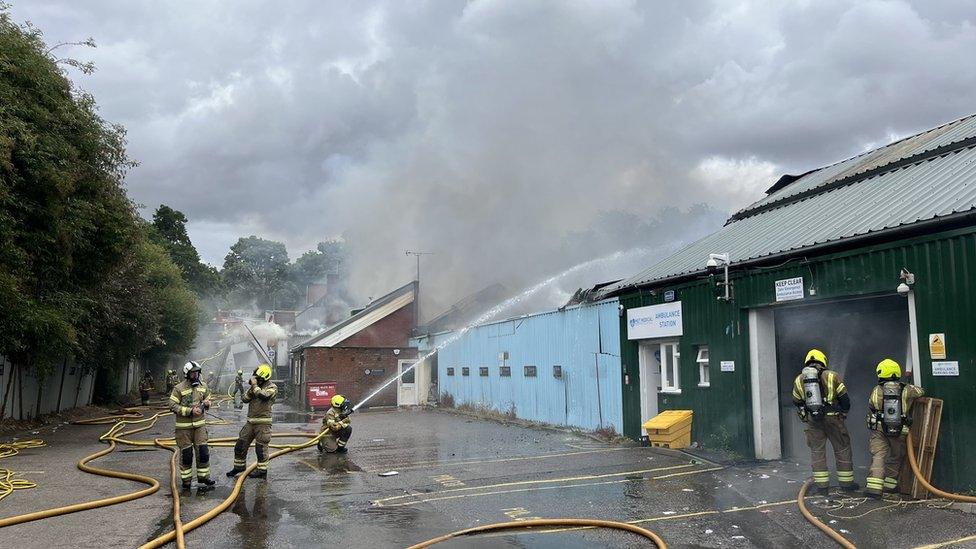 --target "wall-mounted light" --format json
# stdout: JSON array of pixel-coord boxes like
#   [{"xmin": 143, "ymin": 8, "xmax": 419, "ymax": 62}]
[
  {"xmin": 706, "ymin": 253, "xmax": 732, "ymax": 301},
  {"xmin": 897, "ymin": 268, "xmax": 916, "ymax": 296},
  {"xmin": 618, "ymin": 303, "xmax": 625, "ymax": 317},
  {"xmin": 393, "ymin": 348, "xmax": 401, "ymax": 355}
]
